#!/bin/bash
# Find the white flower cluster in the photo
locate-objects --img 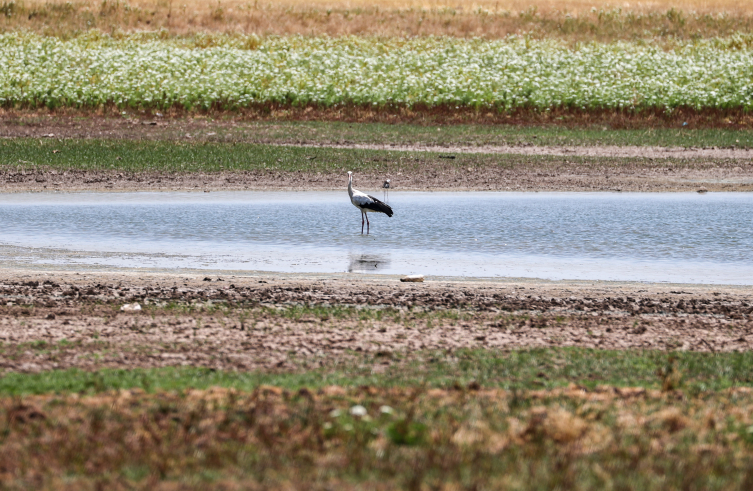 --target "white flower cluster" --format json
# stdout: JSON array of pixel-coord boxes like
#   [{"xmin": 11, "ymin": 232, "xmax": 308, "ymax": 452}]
[{"xmin": 1, "ymin": 33, "xmax": 752, "ymax": 110}]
